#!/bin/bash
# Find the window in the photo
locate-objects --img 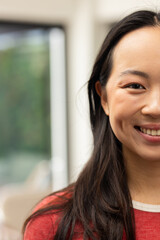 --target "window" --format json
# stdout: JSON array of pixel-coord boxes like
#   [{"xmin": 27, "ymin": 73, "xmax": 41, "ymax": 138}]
[{"xmin": 0, "ymin": 23, "xmax": 68, "ymax": 188}]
